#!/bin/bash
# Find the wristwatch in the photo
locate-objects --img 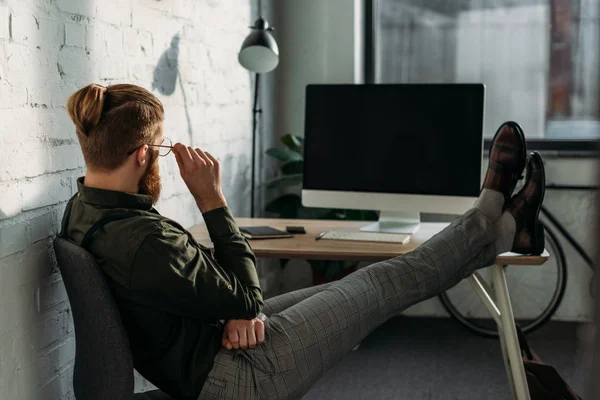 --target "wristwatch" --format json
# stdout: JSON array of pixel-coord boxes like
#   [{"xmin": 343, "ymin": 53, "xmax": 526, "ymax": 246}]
[{"xmin": 218, "ymin": 313, "xmax": 267, "ymax": 326}]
